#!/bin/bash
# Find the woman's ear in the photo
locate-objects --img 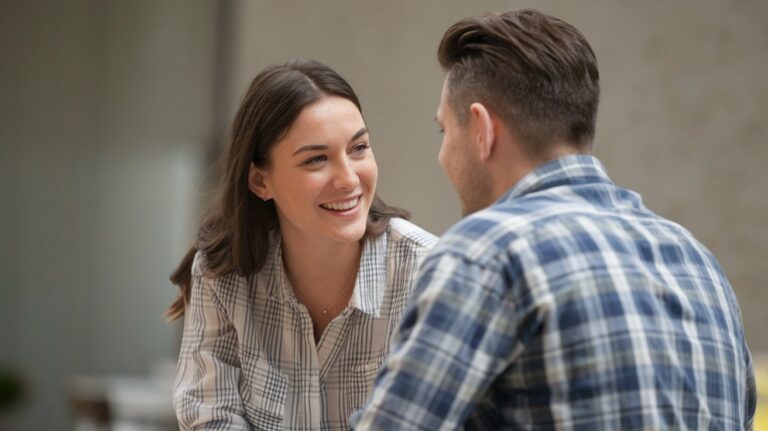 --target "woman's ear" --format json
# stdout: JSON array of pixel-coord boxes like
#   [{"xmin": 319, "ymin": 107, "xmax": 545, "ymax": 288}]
[
  {"xmin": 469, "ymin": 102, "xmax": 496, "ymax": 161},
  {"xmin": 248, "ymin": 163, "xmax": 272, "ymax": 201}
]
